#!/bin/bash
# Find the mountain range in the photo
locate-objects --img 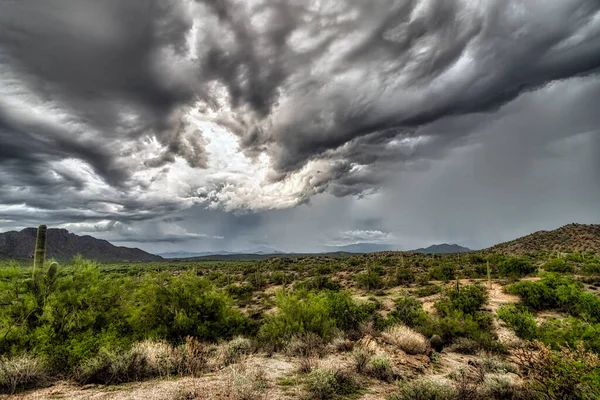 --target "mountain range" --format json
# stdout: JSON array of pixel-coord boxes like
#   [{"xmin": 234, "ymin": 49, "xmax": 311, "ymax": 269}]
[
  {"xmin": 0, "ymin": 228, "xmax": 162, "ymax": 261},
  {"xmin": 2, "ymin": 223, "xmax": 599, "ymax": 261}
]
